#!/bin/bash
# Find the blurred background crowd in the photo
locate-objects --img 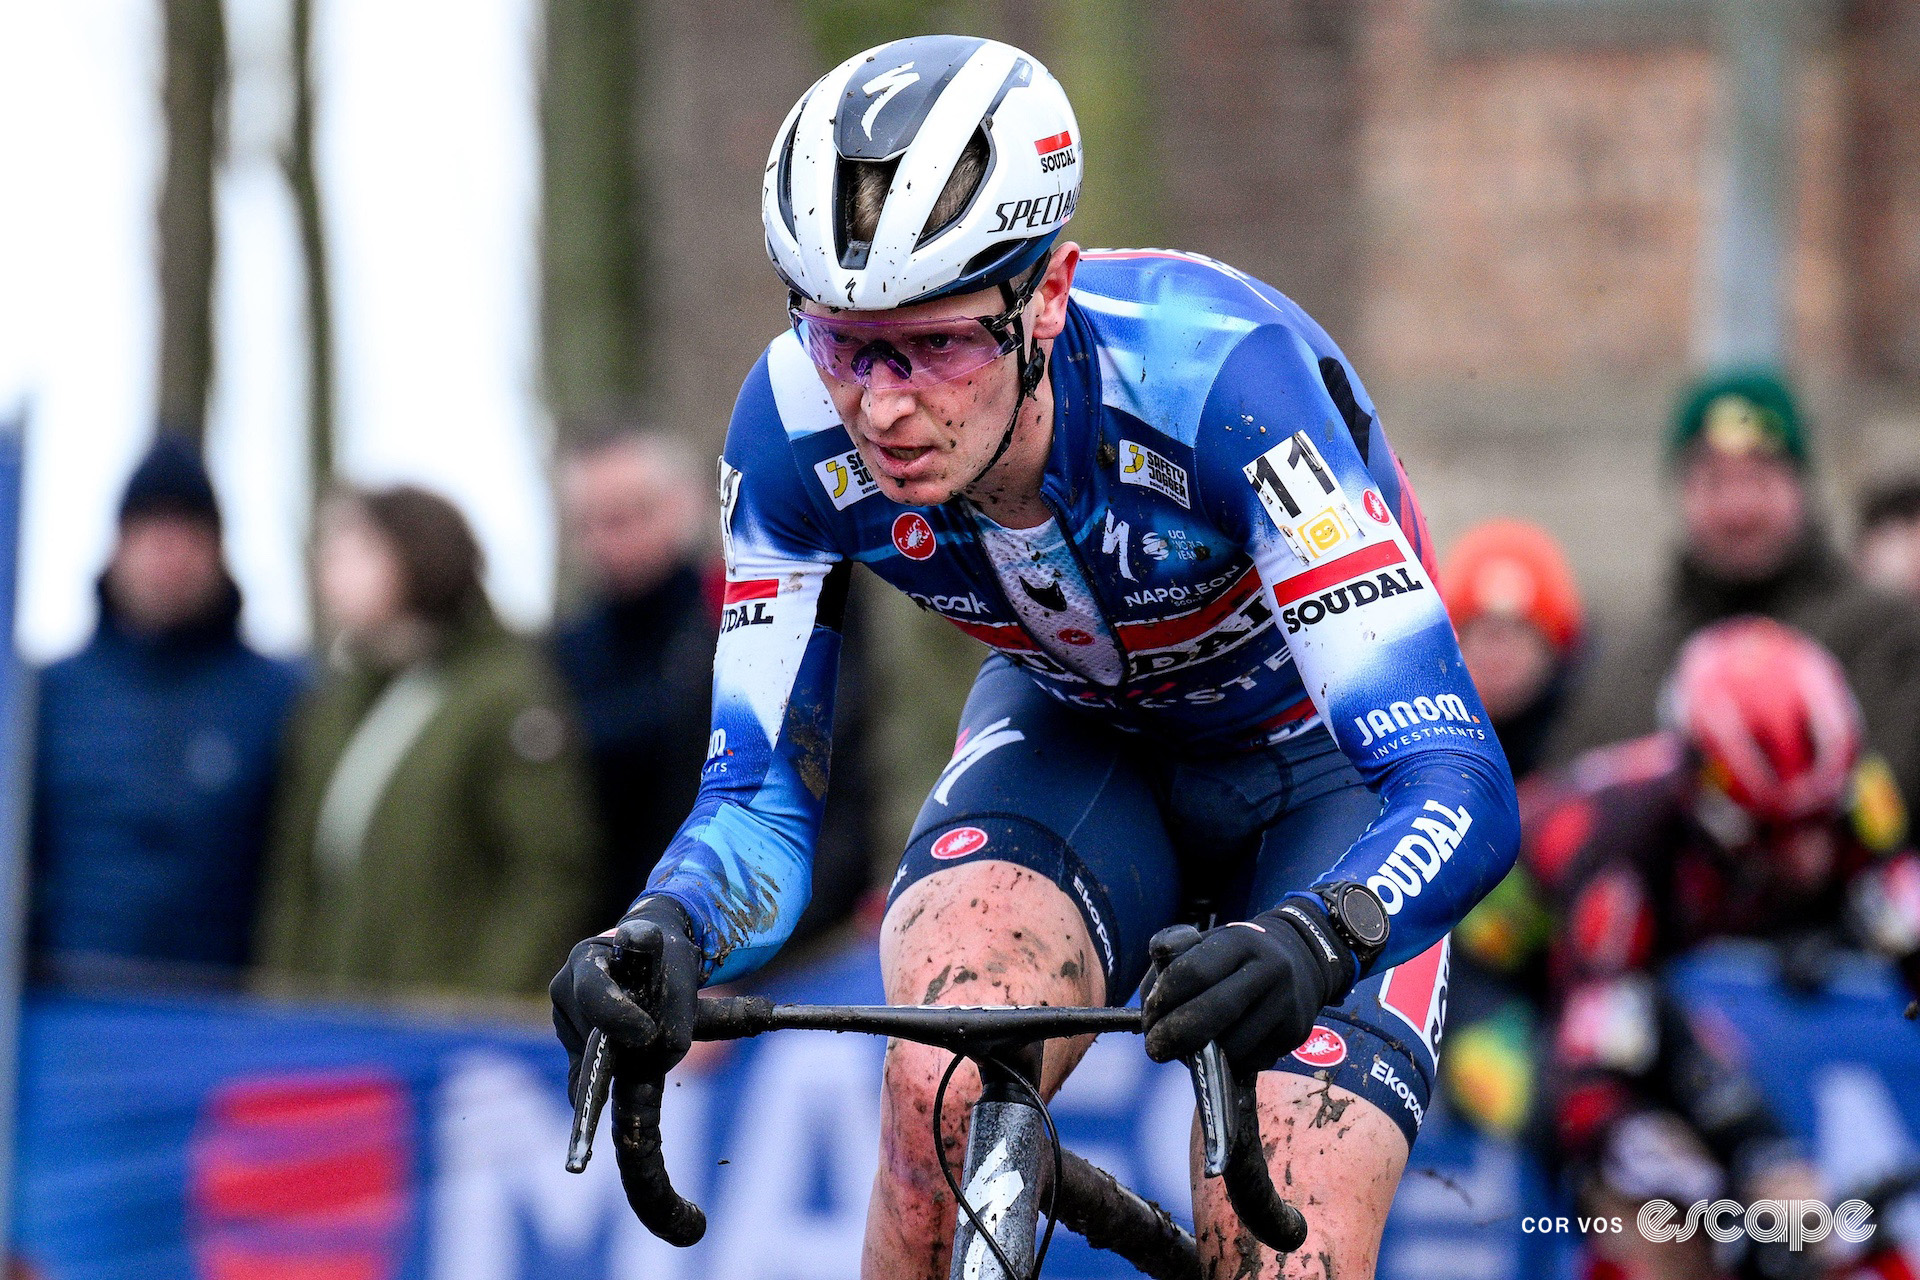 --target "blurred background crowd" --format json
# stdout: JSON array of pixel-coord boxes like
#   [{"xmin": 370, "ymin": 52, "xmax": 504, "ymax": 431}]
[{"xmin": 7, "ymin": 1, "xmax": 1920, "ymax": 1277}]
